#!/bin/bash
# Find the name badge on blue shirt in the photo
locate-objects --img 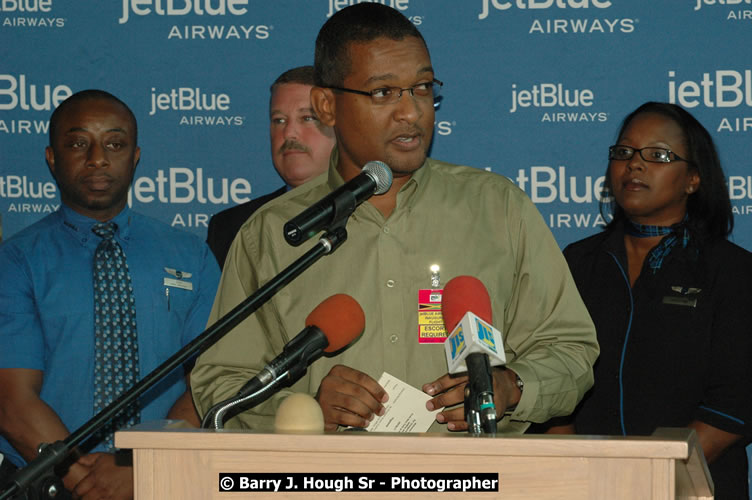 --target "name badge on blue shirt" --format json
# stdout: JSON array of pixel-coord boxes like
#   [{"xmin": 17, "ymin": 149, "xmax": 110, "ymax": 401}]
[{"xmin": 163, "ymin": 267, "xmax": 193, "ymax": 291}]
